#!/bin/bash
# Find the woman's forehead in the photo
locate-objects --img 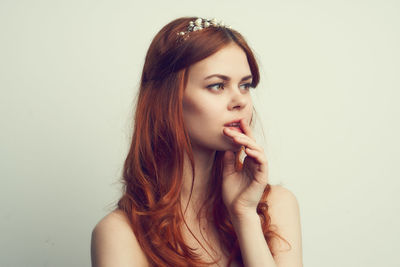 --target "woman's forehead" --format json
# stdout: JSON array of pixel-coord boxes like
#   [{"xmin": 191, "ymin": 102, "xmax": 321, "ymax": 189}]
[{"xmin": 187, "ymin": 44, "xmax": 251, "ymax": 81}]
